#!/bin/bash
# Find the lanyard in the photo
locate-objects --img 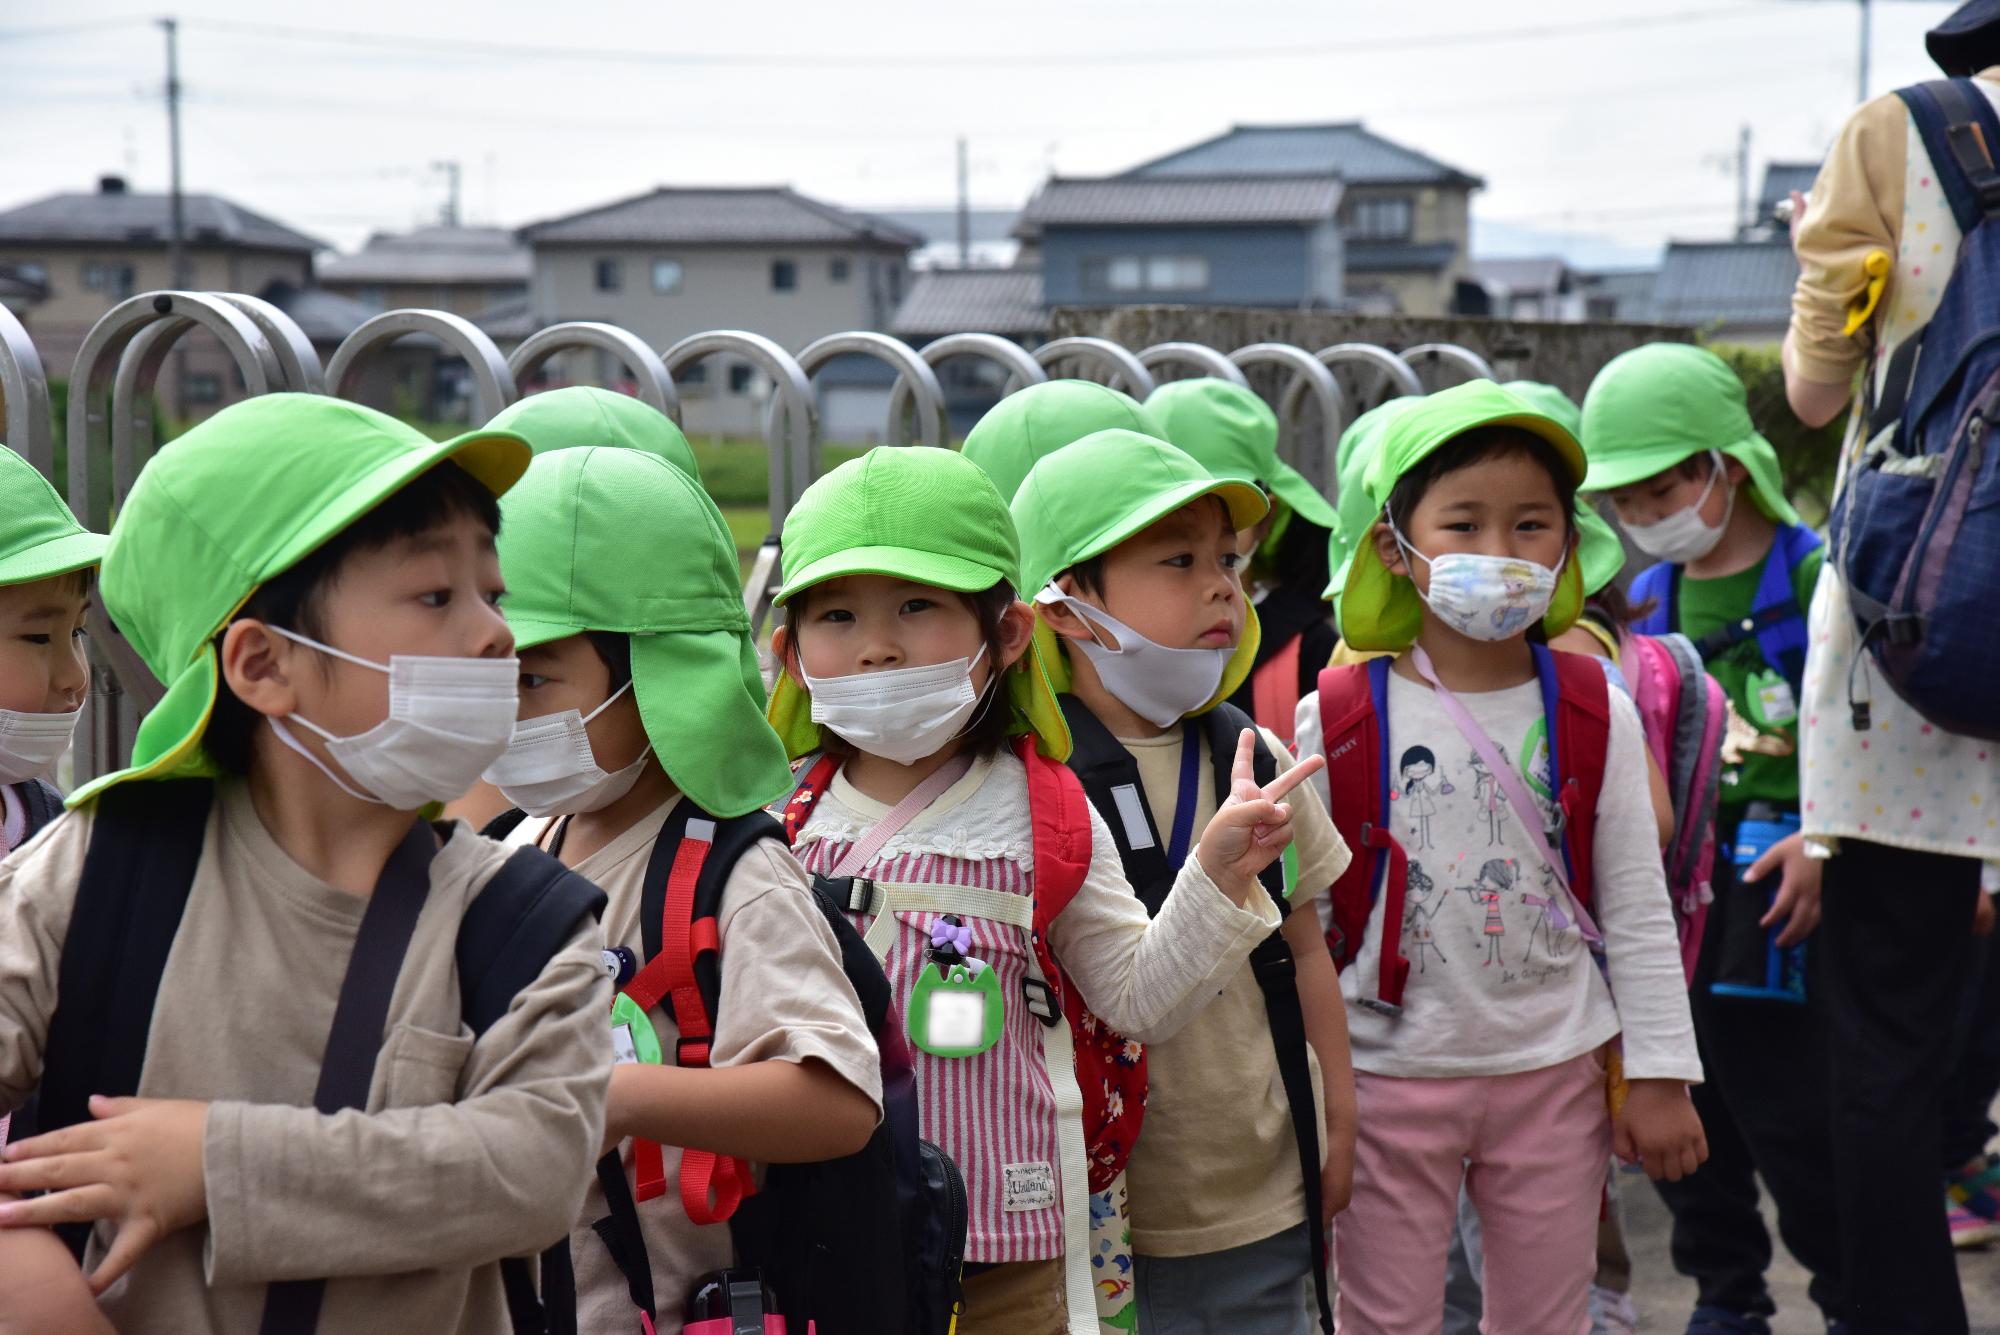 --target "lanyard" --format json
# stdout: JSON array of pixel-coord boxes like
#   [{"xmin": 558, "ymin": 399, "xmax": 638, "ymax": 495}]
[{"xmin": 1165, "ymin": 719, "xmax": 1202, "ymax": 870}]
